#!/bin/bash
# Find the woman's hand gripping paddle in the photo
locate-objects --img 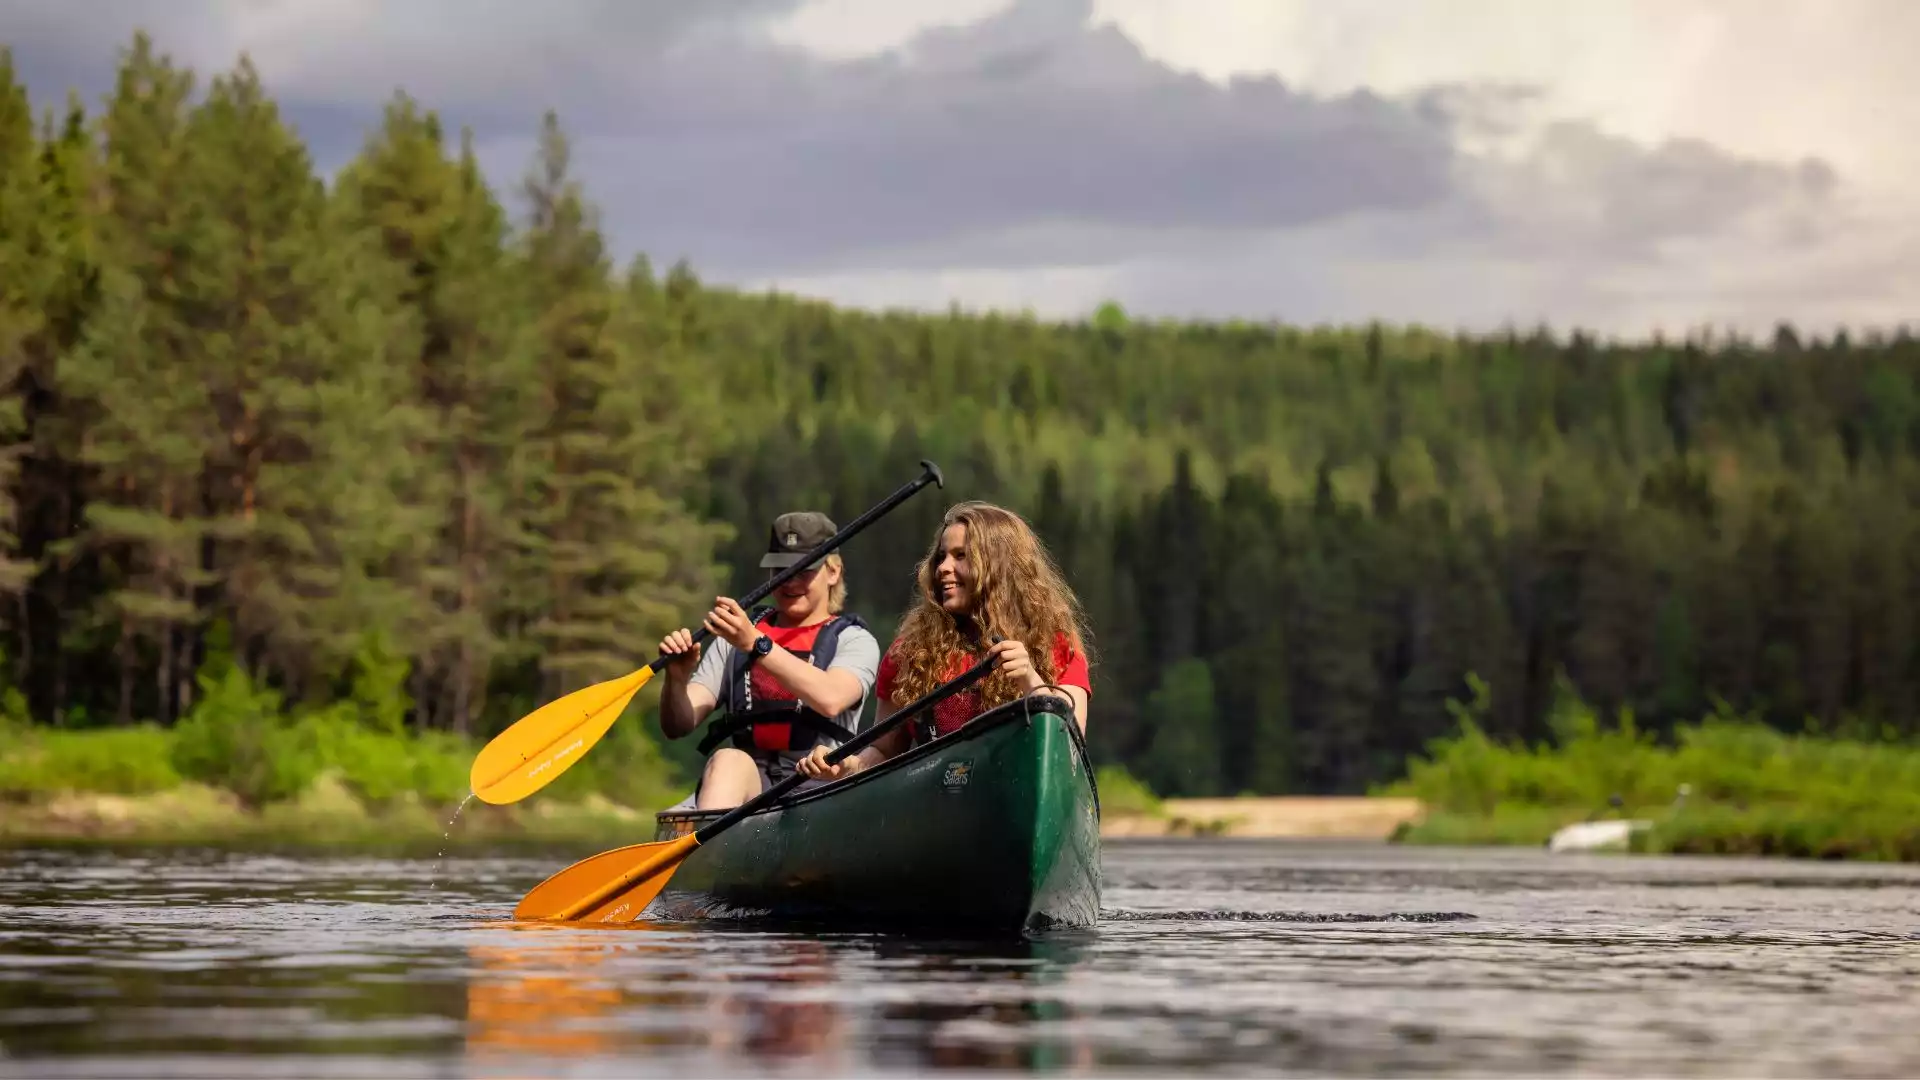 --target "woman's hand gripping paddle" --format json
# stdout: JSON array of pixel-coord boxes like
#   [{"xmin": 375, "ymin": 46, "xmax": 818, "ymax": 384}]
[
  {"xmin": 467, "ymin": 461, "xmax": 944, "ymax": 805},
  {"xmin": 511, "ymin": 641, "xmax": 1001, "ymax": 923}
]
